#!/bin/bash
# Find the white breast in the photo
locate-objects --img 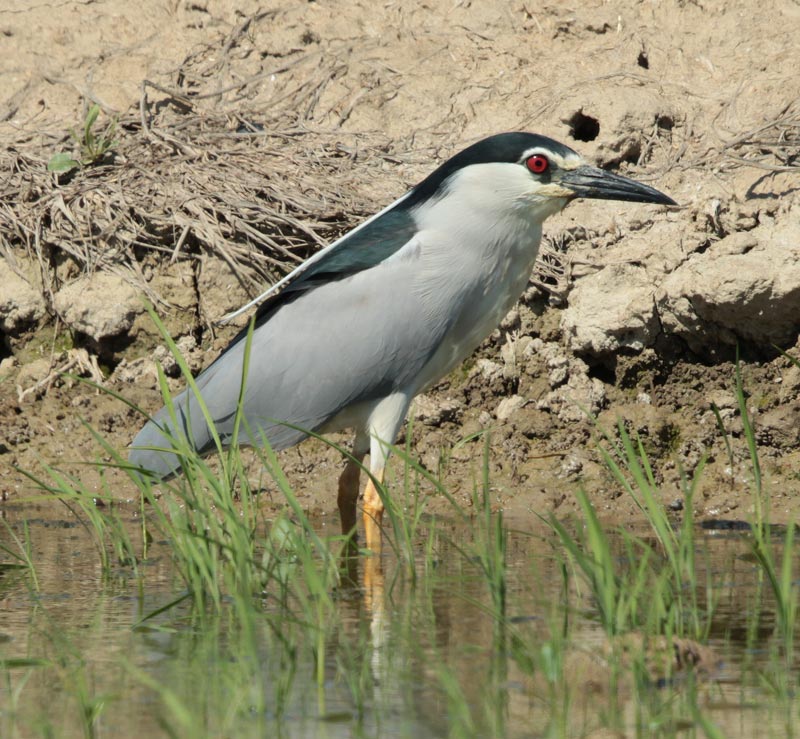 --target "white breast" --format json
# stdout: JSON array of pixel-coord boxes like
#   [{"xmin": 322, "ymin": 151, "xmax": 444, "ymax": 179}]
[{"xmin": 407, "ymin": 162, "xmax": 559, "ymax": 393}]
